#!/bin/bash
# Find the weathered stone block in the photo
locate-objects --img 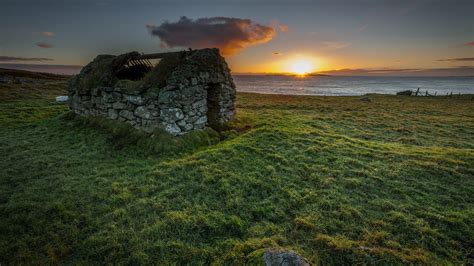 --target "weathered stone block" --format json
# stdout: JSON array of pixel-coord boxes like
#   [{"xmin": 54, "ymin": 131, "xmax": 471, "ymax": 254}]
[
  {"xmin": 108, "ymin": 109, "xmax": 118, "ymax": 119},
  {"xmin": 164, "ymin": 123, "xmax": 181, "ymax": 135},
  {"xmin": 119, "ymin": 110, "xmax": 134, "ymax": 120},
  {"xmin": 192, "ymin": 99, "xmax": 207, "ymax": 109},
  {"xmin": 113, "ymin": 102, "xmax": 127, "ymax": 109},
  {"xmin": 177, "ymin": 120, "xmax": 187, "ymax": 127},
  {"xmin": 103, "ymin": 93, "xmax": 114, "ymax": 103},
  {"xmin": 158, "ymin": 91, "xmax": 176, "ymax": 104},
  {"xmin": 160, "ymin": 108, "xmax": 184, "ymax": 122},
  {"xmin": 127, "ymin": 95, "xmax": 145, "ymax": 105},
  {"xmin": 263, "ymin": 249, "xmax": 309, "ymax": 266},
  {"xmin": 195, "ymin": 116, "xmax": 207, "ymax": 125},
  {"xmin": 183, "ymin": 123, "xmax": 193, "ymax": 131},
  {"xmin": 134, "ymin": 106, "xmax": 151, "ymax": 119}
]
